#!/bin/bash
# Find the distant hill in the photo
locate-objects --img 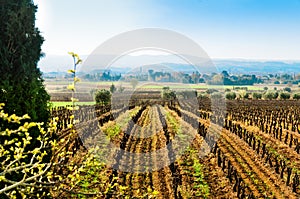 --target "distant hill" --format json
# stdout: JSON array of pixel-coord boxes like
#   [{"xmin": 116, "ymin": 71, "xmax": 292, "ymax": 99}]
[
  {"xmin": 213, "ymin": 60, "xmax": 300, "ymax": 74},
  {"xmin": 39, "ymin": 54, "xmax": 300, "ymax": 75}
]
